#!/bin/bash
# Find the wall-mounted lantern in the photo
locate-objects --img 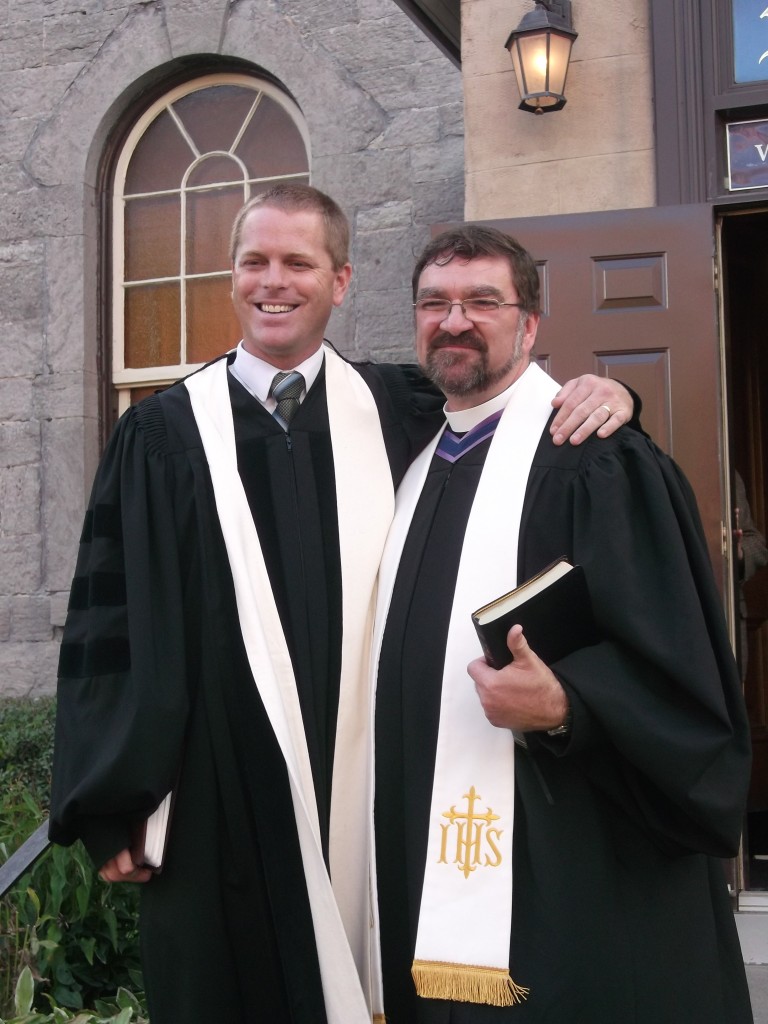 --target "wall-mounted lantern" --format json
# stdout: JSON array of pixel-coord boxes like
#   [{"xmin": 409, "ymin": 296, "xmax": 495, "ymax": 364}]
[{"xmin": 505, "ymin": 0, "xmax": 578, "ymax": 114}]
